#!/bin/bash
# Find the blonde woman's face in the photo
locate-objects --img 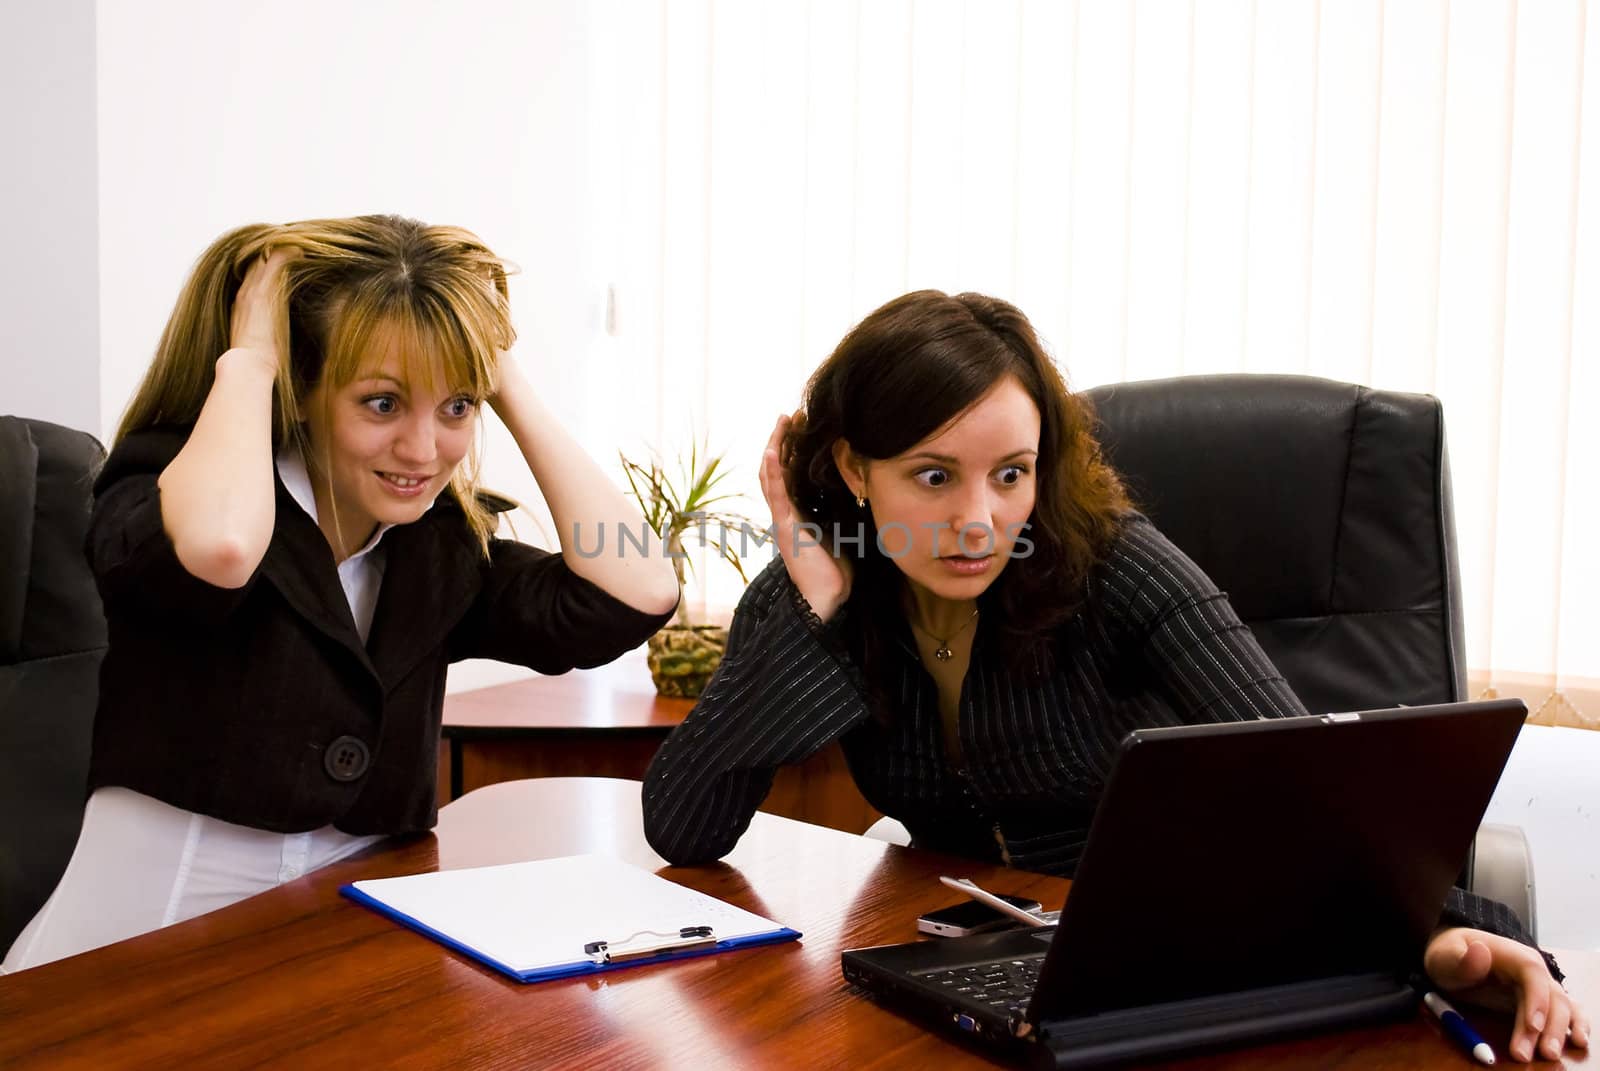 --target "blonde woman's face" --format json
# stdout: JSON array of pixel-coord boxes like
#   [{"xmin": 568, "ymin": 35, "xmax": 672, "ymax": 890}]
[{"xmin": 302, "ymin": 339, "xmax": 479, "ymax": 555}]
